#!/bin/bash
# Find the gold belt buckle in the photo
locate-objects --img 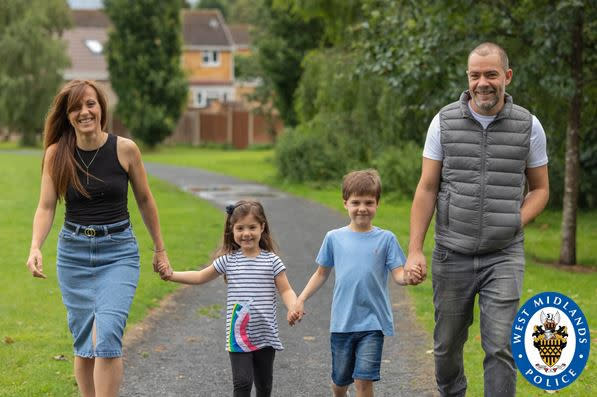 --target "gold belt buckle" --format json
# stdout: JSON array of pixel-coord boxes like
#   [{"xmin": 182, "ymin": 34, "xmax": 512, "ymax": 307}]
[{"xmin": 84, "ymin": 227, "xmax": 96, "ymax": 237}]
